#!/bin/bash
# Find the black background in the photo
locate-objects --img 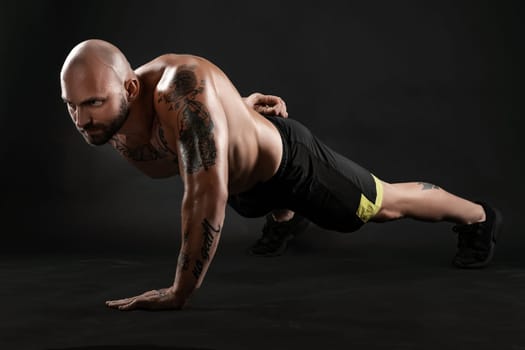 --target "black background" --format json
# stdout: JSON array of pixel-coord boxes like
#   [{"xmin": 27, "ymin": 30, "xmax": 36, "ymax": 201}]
[{"xmin": 1, "ymin": 0, "xmax": 522, "ymax": 258}]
